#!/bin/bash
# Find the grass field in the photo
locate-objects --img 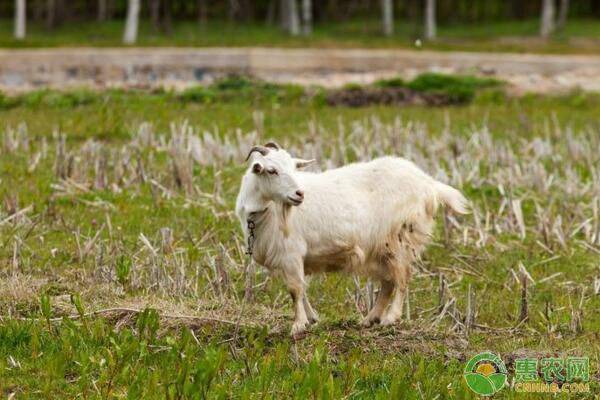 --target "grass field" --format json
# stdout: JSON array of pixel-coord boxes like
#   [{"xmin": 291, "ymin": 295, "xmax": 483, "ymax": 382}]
[
  {"xmin": 1, "ymin": 18, "xmax": 600, "ymax": 54},
  {"xmin": 0, "ymin": 83, "xmax": 599, "ymax": 398}
]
